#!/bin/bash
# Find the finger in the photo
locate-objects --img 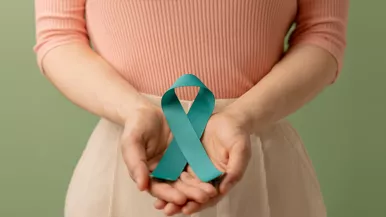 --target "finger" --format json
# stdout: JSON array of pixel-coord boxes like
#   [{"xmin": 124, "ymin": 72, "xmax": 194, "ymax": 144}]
[
  {"xmin": 220, "ymin": 142, "xmax": 251, "ymax": 194},
  {"xmin": 186, "ymin": 166, "xmax": 195, "ymax": 176},
  {"xmin": 153, "ymin": 199, "xmax": 167, "ymax": 210},
  {"xmin": 181, "ymin": 201, "xmax": 201, "ymax": 215},
  {"xmin": 121, "ymin": 137, "xmax": 149, "ymax": 191},
  {"xmin": 181, "ymin": 171, "xmax": 217, "ymax": 197},
  {"xmin": 148, "ymin": 180, "xmax": 187, "ymax": 205},
  {"xmin": 183, "ymin": 194, "xmax": 223, "ymax": 215},
  {"xmin": 173, "ymin": 178, "xmax": 210, "ymax": 203},
  {"xmin": 147, "ymin": 138, "xmax": 164, "ymax": 172},
  {"xmin": 163, "ymin": 203, "xmax": 182, "ymax": 216}
]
